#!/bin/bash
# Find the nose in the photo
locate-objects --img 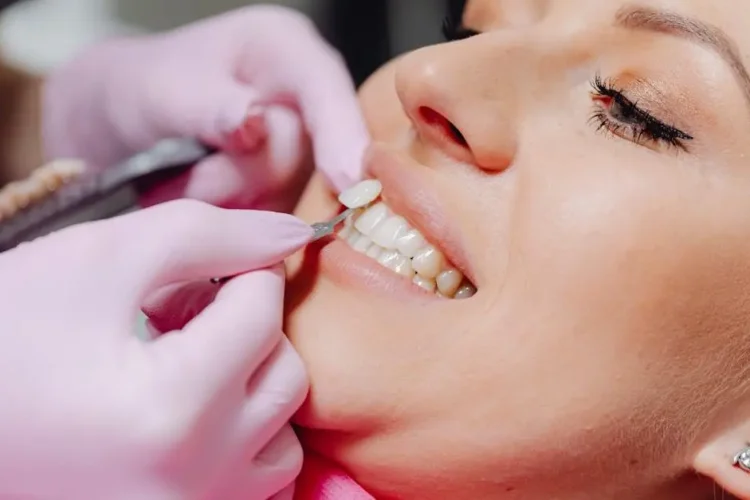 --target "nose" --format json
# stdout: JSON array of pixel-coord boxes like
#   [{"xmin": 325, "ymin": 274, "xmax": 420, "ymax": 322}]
[{"xmin": 394, "ymin": 38, "xmax": 520, "ymax": 172}]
